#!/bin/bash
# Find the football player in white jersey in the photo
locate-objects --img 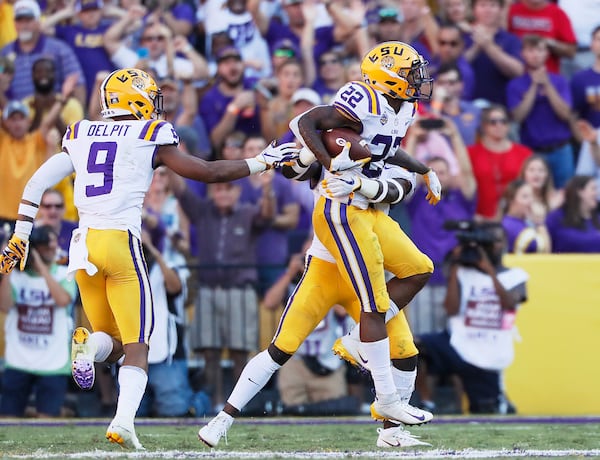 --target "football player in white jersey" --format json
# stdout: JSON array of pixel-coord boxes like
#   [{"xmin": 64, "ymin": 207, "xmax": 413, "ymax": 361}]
[
  {"xmin": 289, "ymin": 41, "xmax": 441, "ymax": 426},
  {"xmin": 0, "ymin": 68, "xmax": 299, "ymax": 450}
]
